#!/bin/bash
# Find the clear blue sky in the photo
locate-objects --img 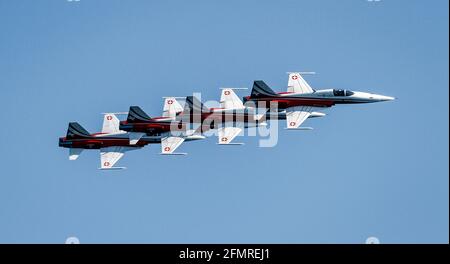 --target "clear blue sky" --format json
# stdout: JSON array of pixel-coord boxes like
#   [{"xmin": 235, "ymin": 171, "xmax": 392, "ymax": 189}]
[{"xmin": 0, "ymin": 0, "xmax": 448, "ymax": 243}]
